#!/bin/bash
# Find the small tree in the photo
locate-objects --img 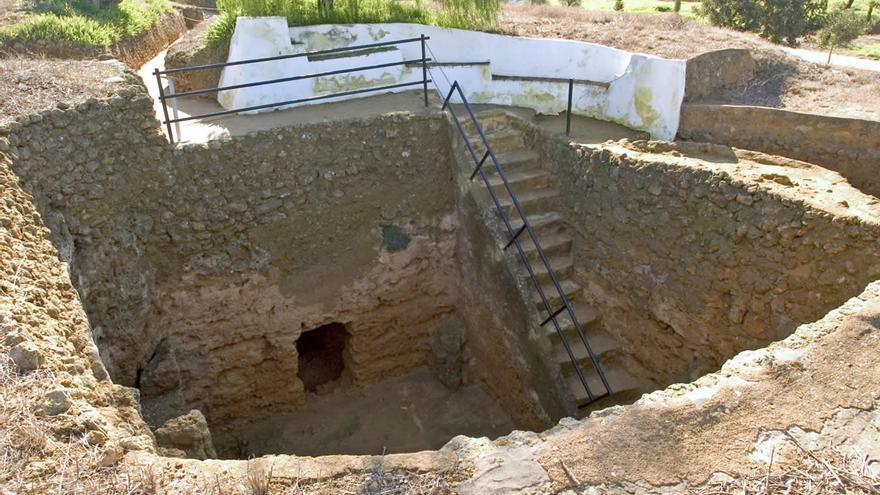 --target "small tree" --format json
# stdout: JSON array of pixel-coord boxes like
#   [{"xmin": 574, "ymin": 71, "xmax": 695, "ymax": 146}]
[
  {"xmin": 562, "ymin": 0, "xmax": 582, "ymax": 6},
  {"xmin": 674, "ymin": 0, "xmax": 681, "ymax": 12},
  {"xmin": 869, "ymin": 0, "xmax": 877, "ymax": 24},
  {"xmin": 613, "ymin": 0, "xmax": 624, "ymax": 10},
  {"xmin": 816, "ymin": 8, "xmax": 869, "ymax": 64},
  {"xmin": 699, "ymin": 0, "xmax": 826, "ymax": 45}
]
